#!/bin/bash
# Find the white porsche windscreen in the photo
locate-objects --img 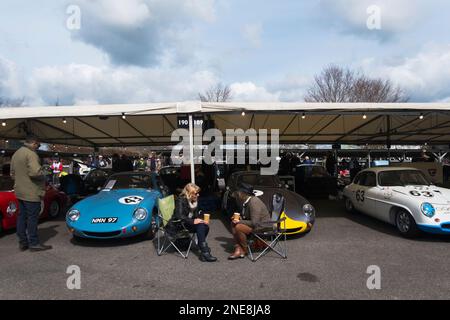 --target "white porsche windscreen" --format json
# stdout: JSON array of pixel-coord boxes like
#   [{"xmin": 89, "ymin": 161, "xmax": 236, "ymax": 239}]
[{"xmin": 378, "ymin": 170, "xmax": 431, "ymax": 187}]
